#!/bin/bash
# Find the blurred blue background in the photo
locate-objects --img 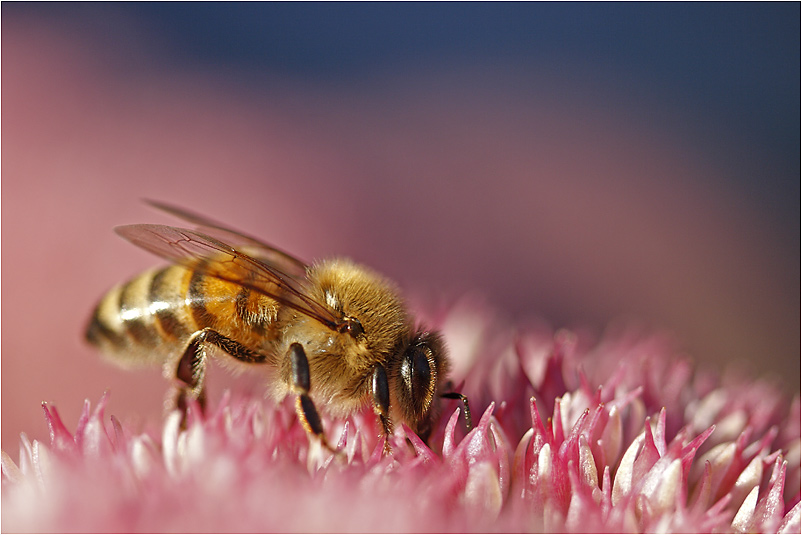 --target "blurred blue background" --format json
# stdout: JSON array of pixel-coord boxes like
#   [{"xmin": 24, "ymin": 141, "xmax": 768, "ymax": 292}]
[{"xmin": 8, "ymin": 1, "xmax": 799, "ymax": 222}]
